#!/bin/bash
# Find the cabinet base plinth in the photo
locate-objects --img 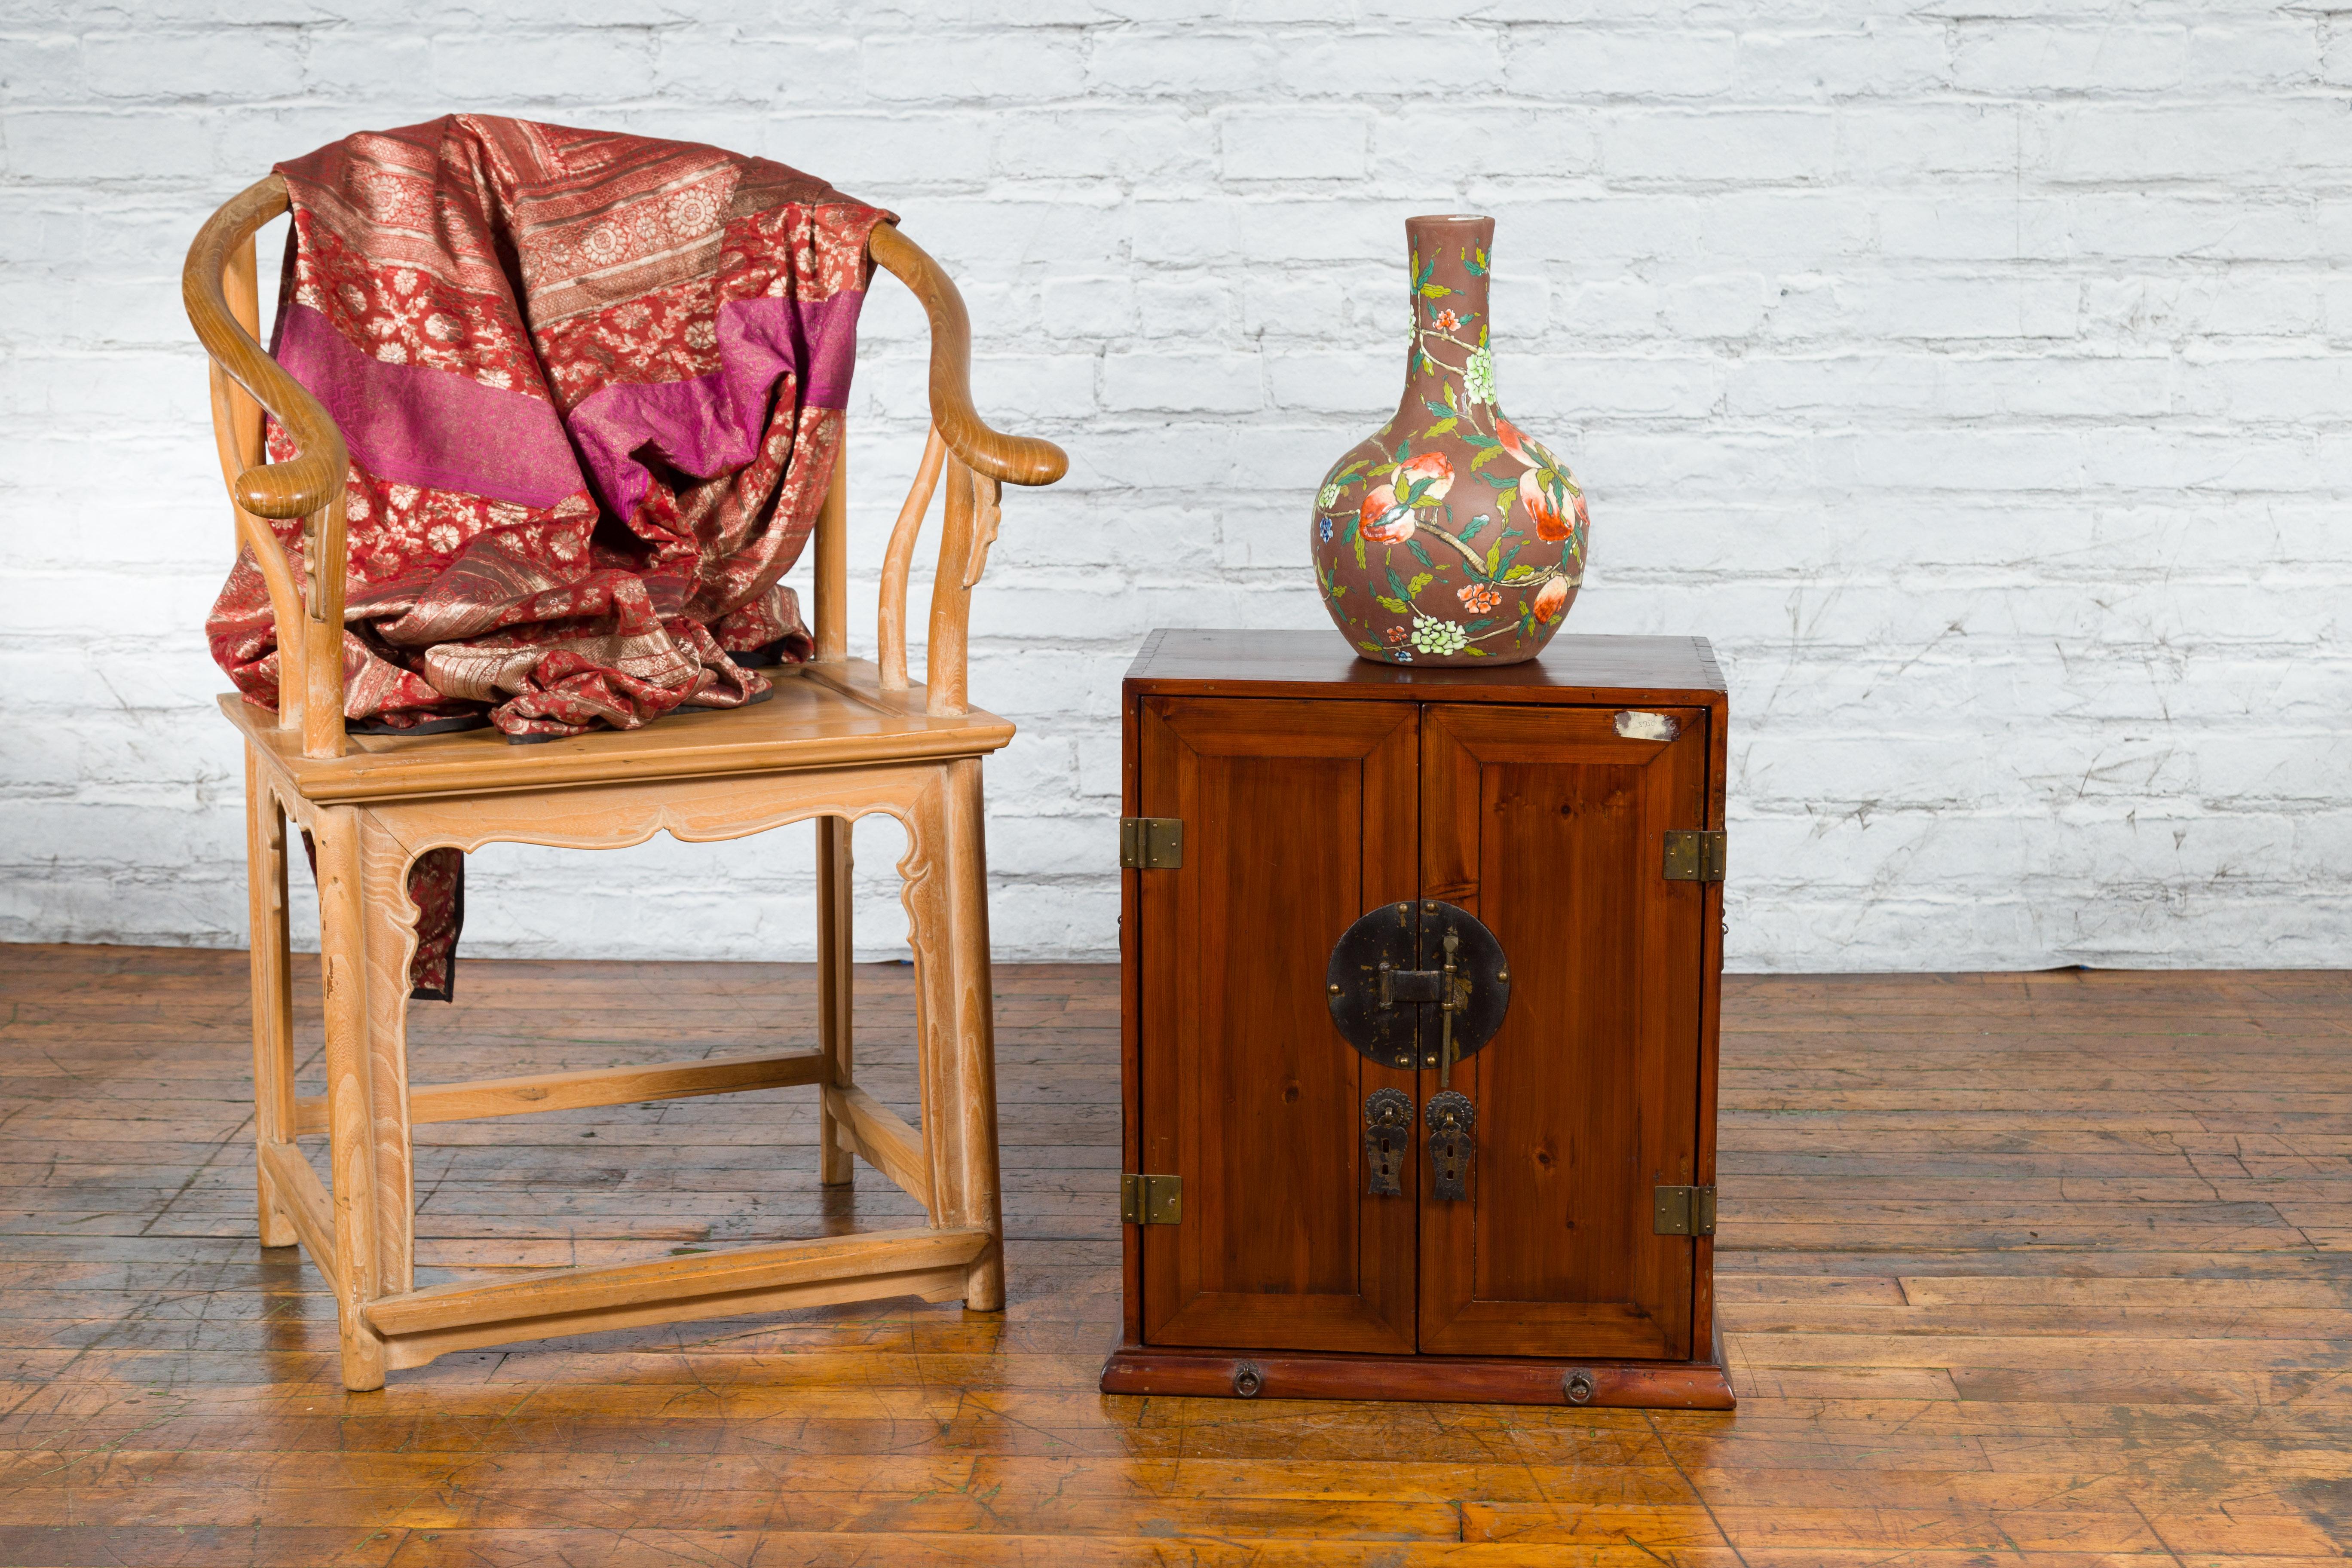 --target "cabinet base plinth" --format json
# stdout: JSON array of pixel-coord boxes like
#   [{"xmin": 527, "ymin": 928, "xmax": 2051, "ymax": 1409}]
[{"xmin": 1099, "ymin": 1341, "xmax": 1734, "ymax": 1409}]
